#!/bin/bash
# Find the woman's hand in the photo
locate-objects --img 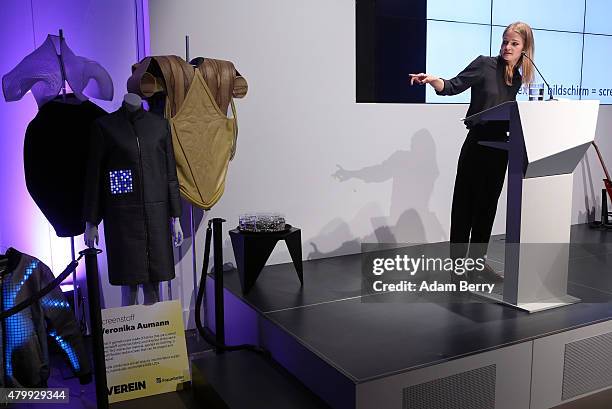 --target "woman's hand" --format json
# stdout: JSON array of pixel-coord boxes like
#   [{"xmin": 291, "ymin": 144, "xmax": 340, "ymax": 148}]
[
  {"xmin": 409, "ymin": 73, "xmax": 444, "ymax": 92},
  {"xmin": 409, "ymin": 73, "xmax": 432, "ymax": 85}
]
